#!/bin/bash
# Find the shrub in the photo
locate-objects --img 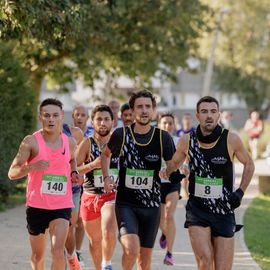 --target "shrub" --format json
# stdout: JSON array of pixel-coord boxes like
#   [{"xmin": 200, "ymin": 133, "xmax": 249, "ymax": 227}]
[{"xmin": 0, "ymin": 42, "xmax": 37, "ymax": 203}]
